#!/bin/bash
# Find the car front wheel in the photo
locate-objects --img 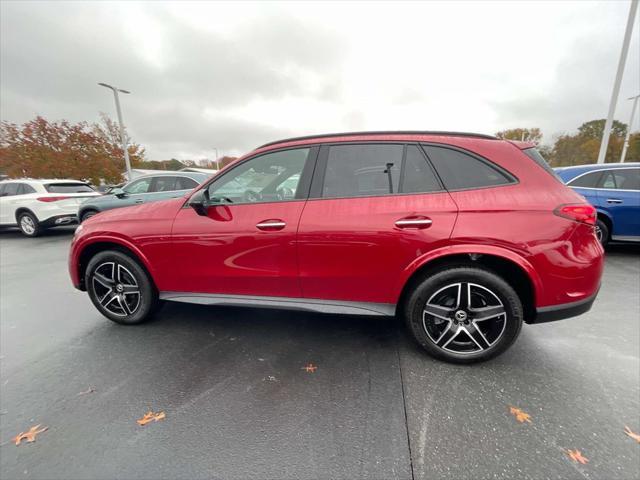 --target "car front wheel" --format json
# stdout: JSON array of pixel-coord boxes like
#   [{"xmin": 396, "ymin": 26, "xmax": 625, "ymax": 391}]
[
  {"xmin": 85, "ymin": 250, "xmax": 159, "ymax": 325},
  {"xmin": 405, "ymin": 266, "xmax": 523, "ymax": 364},
  {"xmin": 18, "ymin": 212, "xmax": 42, "ymax": 237}
]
